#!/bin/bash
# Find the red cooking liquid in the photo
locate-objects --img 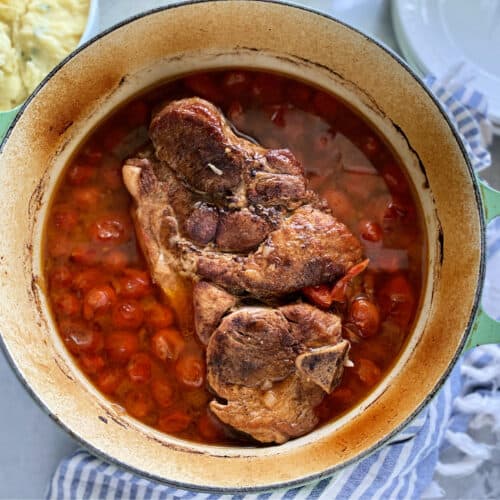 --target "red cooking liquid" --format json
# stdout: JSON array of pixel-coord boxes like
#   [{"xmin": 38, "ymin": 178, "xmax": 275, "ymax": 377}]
[{"xmin": 44, "ymin": 70, "xmax": 425, "ymax": 445}]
